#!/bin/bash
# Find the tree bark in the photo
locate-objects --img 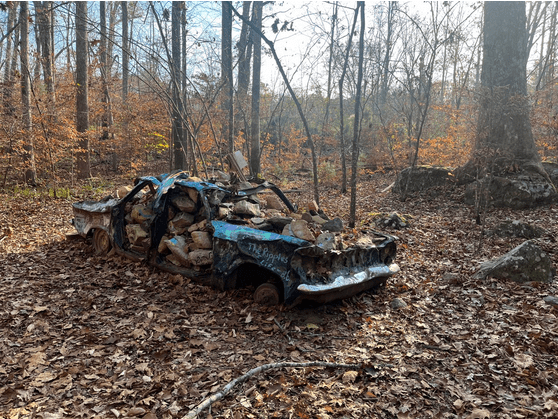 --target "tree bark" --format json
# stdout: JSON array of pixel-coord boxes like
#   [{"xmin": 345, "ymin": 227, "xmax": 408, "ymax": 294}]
[
  {"xmin": 464, "ymin": 1, "xmax": 540, "ymax": 177},
  {"xmin": 34, "ymin": 1, "xmax": 55, "ymax": 115},
  {"xmin": 20, "ymin": 2, "xmax": 36, "ymax": 185},
  {"xmin": 2, "ymin": 3, "xmax": 17, "ymax": 114},
  {"xmin": 100, "ymin": 1, "xmax": 117, "ymax": 170},
  {"xmin": 249, "ymin": 1, "xmax": 262, "ymax": 176},
  {"xmin": 380, "ymin": 1, "xmax": 396, "ymax": 105},
  {"xmin": 122, "ymin": 2, "xmax": 128, "ymax": 102},
  {"xmin": 349, "ymin": 2, "xmax": 365, "ymax": 228},
  {"xmin": 222, "ymin": 2, "xmax": 234, "ymax": 155},
  {"xmin": 171, "ymin": 1, "xmax": 185, "ymax": 169},
  {"xmin": 237, "ymin": 2, "xmax": 253, "ymax": 102},
  {"xmin": 76, "ymin": 1, "xmax": 90, "ymax": 179},
  {"xmin": 338, "ymin": 5, "xmax": 360, "ymax": 194},
  {"xmin": 321, "ymin": 1, "xmax": 337, "ymax": 135},
  {"xmin": 107, "ymin": 2, "xmax": 117, "ymax": 77}
]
